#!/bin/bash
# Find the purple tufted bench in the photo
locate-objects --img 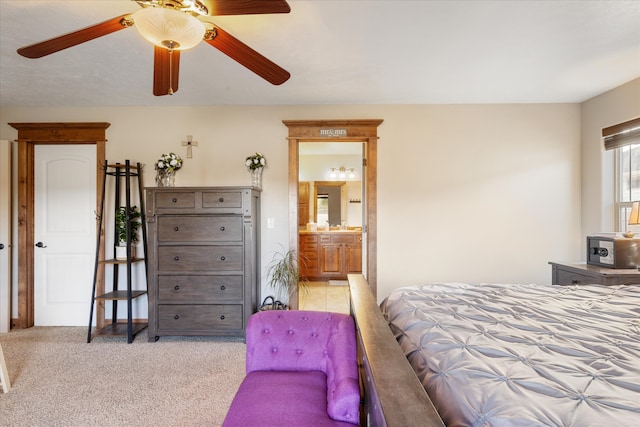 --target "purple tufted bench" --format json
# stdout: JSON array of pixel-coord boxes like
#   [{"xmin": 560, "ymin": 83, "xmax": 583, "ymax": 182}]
[{"xmin": 222, "ymin": 310, "xmax": 360, "ymax": 426}]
